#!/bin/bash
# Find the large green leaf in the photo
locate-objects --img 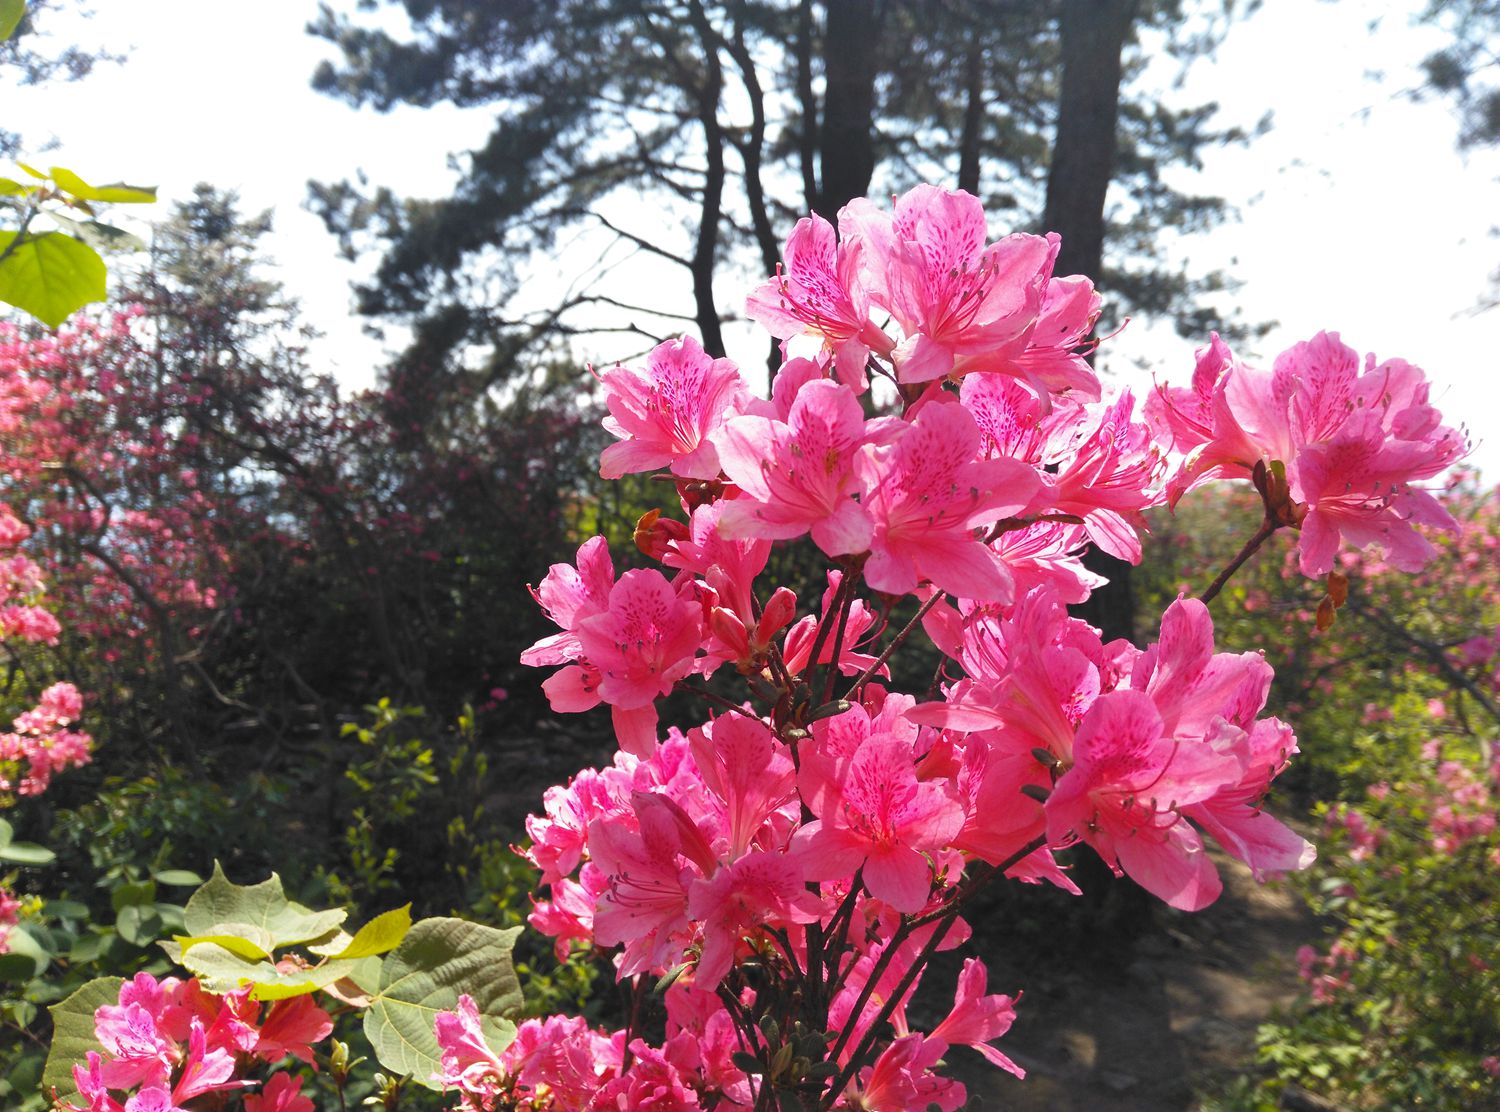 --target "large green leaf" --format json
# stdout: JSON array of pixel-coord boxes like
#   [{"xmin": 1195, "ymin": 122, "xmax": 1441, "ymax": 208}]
[
  {"xmin": 0, "ymin": 230, "xmax": 105, "ymax": 327},
  {"xmin": 48, "ymin": 167, "xmax": 156, "ymax": 205},
  {"xmin": 363, "ymin": 918, "xmax": 522, "ymax": 1087},
  {"xmin": 0, "ymin": 0, "xmax": 25, "ymax": 42},
  {"xmin": 42, "ymin": 978, "xmax": 123, "ymax": 1102},
  {"xmin": 182, "ymin": 863, "xmax": 345, "ymax": 948}
]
